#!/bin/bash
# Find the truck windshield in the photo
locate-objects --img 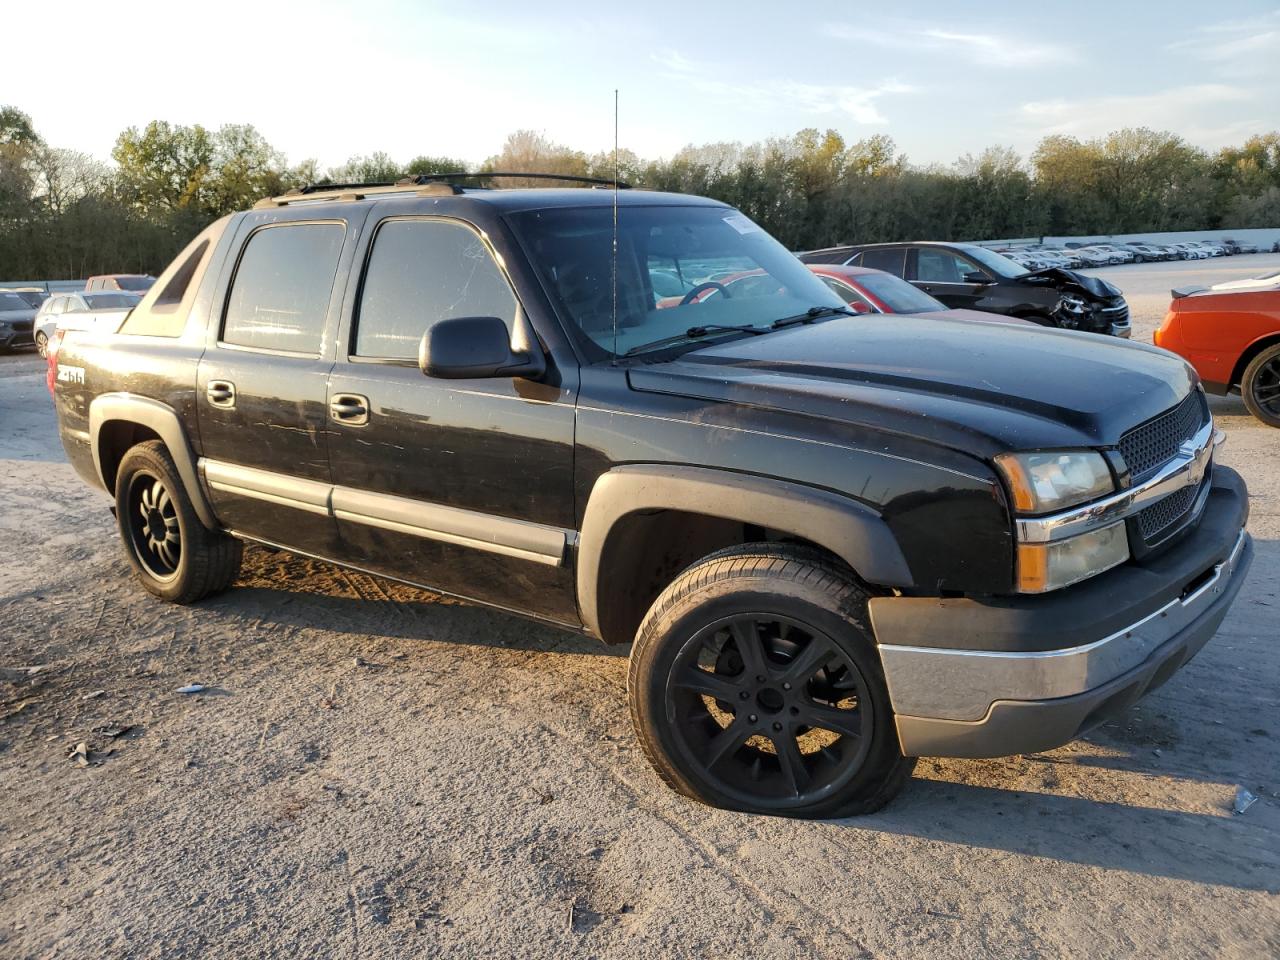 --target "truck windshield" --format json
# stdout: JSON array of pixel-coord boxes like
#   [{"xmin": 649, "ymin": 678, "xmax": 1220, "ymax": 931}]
[
  {"xmin": 83, "ymin": 293, "xmax": 139, "ymax": 310},
  {"xmin": 511, "ymin": 205, "xmax": 846, "ymax": 359}
]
